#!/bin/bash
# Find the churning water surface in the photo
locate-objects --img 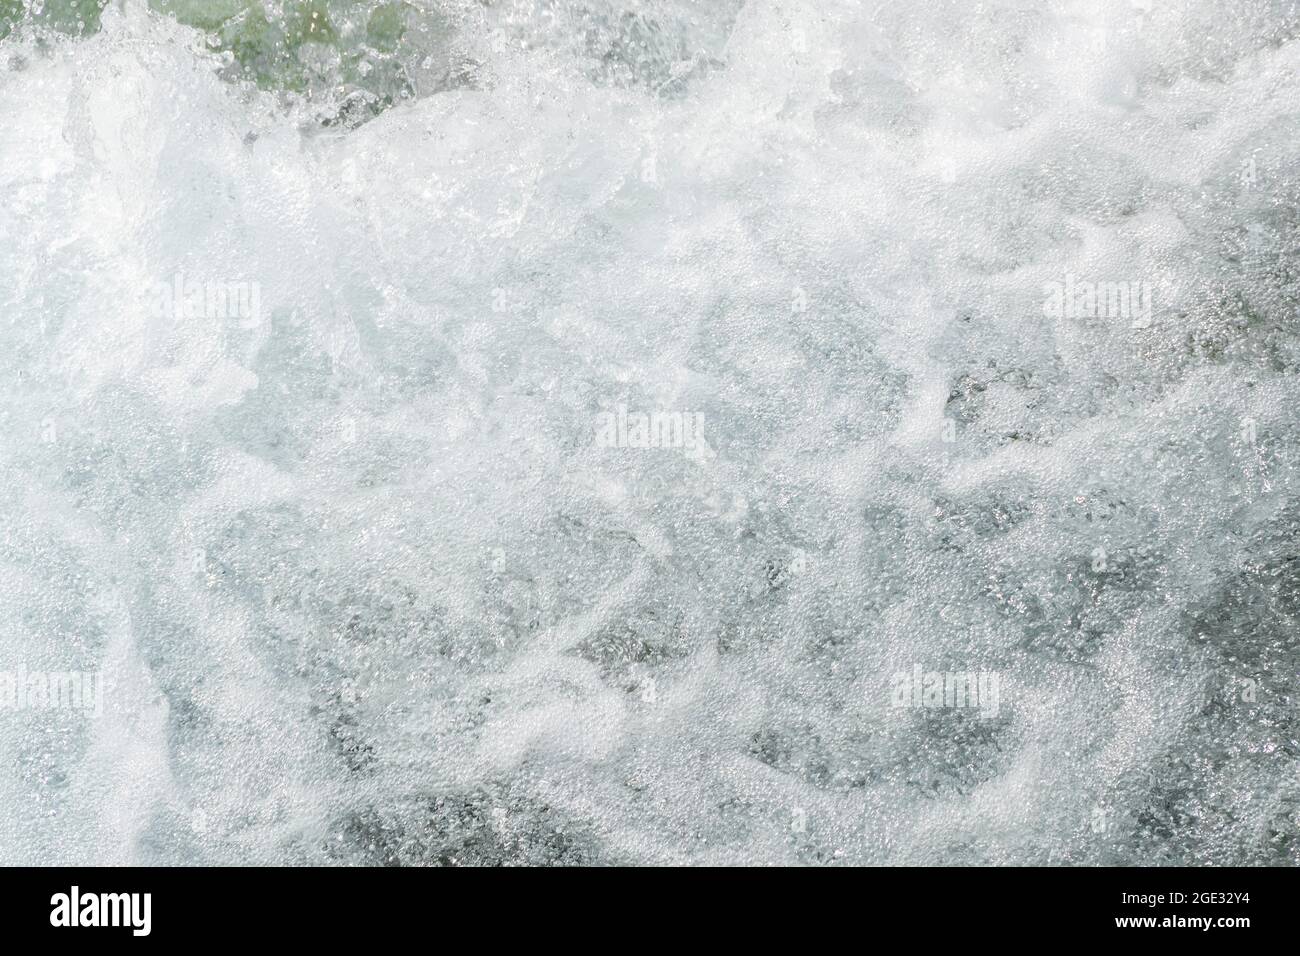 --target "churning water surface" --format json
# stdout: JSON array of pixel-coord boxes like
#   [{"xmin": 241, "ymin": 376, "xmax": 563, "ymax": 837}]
[{"xmin": 0, "ymin": 0, "xmax": 1298, "ymax": 865}]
